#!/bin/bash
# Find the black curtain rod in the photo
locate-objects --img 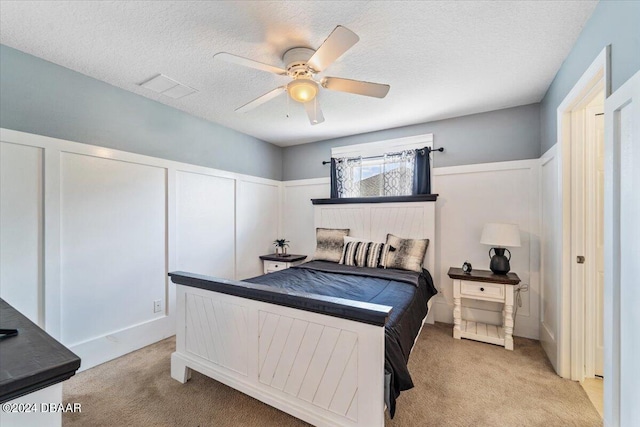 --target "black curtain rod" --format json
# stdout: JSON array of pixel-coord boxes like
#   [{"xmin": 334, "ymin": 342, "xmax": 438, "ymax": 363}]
[{"xmin": 322, "ymin": 147, "xmax": 444, "ymax": 165}]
